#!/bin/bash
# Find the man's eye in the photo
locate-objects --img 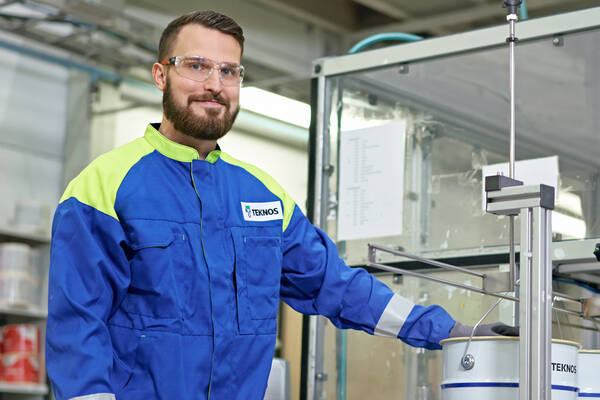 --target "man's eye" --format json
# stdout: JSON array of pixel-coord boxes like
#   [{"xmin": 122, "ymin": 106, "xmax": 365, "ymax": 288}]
[
  {"xmin": 189, "ymin": 63, "xmax": 204, "ymax": 70},
  {"xmin": 183, "ymin": 60, "xmax": 209, "ymax": 71},
  {"xmin": 221, "ymin": 67, "xmax": 237, "ymax": 77}
]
